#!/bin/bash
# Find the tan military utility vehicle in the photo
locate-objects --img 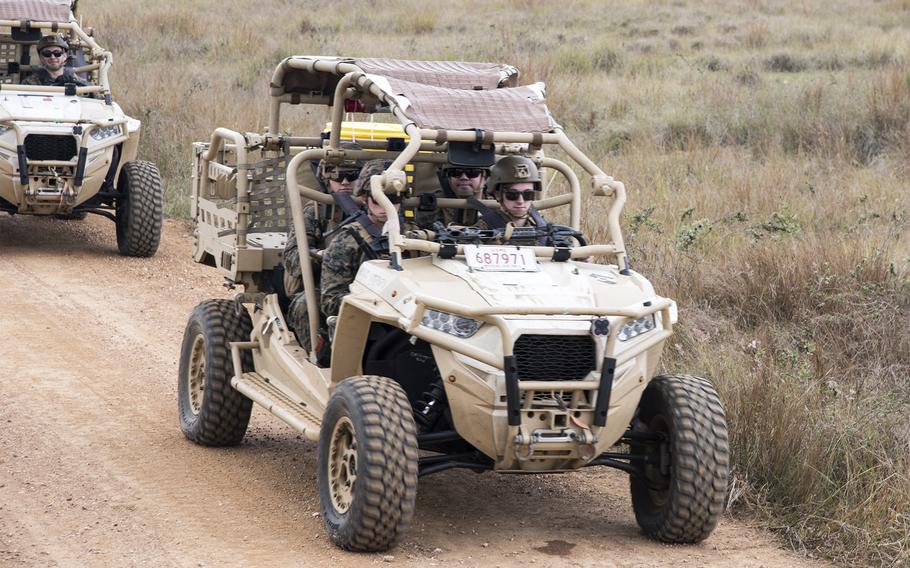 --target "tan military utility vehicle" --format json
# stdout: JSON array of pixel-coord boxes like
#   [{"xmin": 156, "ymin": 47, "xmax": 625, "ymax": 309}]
[
  {"xmin": 179, "ymin": 56, "xmax": 730, "ymax": 551},
  {"xmin": 0, "ymin": 0, "xmax": 162, "ymax": 256}
]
